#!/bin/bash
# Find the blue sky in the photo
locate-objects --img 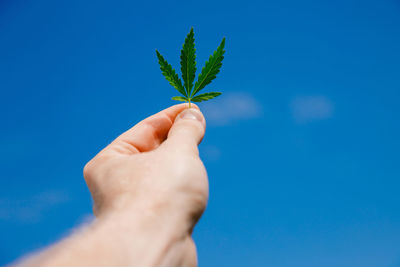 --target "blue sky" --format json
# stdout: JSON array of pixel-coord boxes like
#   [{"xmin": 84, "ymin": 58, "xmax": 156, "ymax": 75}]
[{"xmin": 1, "ymin": 0, "xmax": 400, "ymax": 266}]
